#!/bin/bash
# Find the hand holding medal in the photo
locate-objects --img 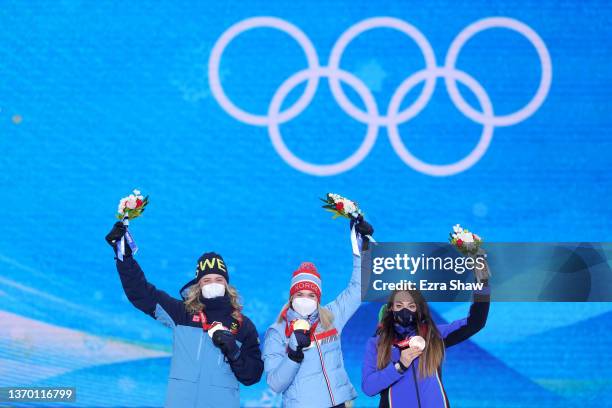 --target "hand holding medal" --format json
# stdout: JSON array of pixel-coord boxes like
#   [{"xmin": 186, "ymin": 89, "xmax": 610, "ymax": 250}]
[
  {"xmin": 292, "ymin": 319, "xmax": 311, "ymax": 332},
  {"xmin": 395, "ymin": 335, "xmax": 427, "ymax": 351},
  {"xmin": 208, "ymin": 322, "xmax": 229, "ymax": 339},
  {"xmin": 209, "ymin": 322, "xmax": 240, "ymax": 362},
  {"xmin": 291, "ymin": 319, "xmax": 313, "ymax": 351},
  {"xmin": 408, "ymin": 336, "xmax": 426, "ymax": 351}
]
